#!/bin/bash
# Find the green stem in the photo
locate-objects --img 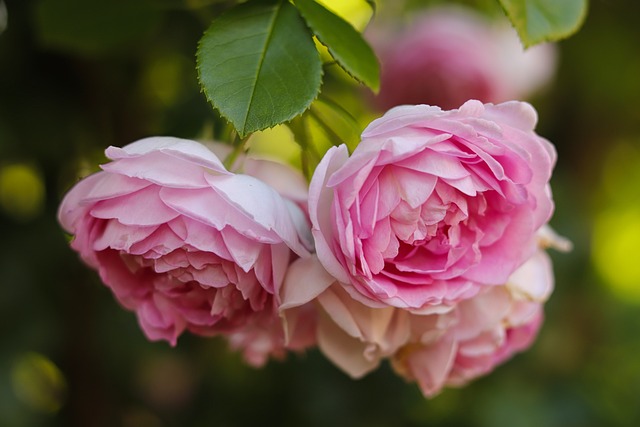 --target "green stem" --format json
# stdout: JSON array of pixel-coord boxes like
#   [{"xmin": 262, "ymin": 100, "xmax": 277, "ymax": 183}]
[
  {"xmin": 287, "ymin": 117, "xmax": 315, "ymax": 181},
  {"xmin": 223, "ymin": 134, "xmax": 251, "ymax": 171}
]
